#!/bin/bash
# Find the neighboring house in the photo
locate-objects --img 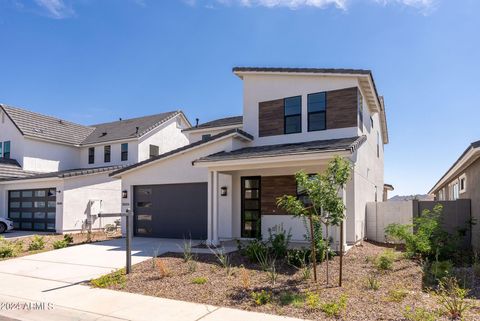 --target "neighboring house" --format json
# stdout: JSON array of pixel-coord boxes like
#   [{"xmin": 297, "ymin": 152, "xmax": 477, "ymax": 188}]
[
  {"xmin": 429, "ymin": 139, "xmax": 480, "ymax": 249},
  {"xmin": 111, "ymin": 67, "xmax": 389, "ymax": 248},
  {"xmin": 0, "ymin": 104, "xmax": 190, "ymax": 233},
  {"xmin": 388, "ymin": 194, "xmax": 434, "ymax": 202}
]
